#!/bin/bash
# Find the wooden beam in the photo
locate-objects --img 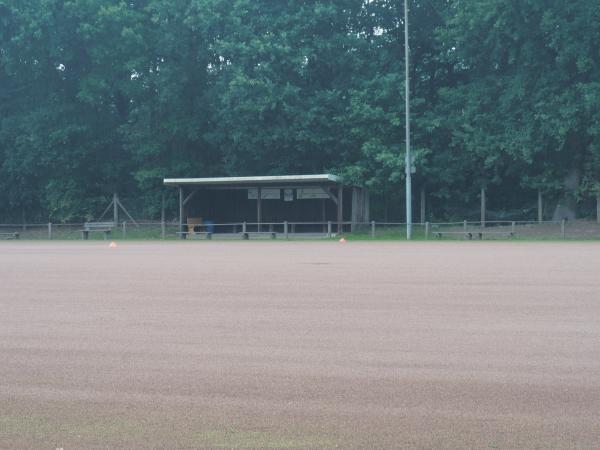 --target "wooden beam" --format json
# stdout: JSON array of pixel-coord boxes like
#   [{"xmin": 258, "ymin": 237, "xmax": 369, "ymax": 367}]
[
  {"xmin": 161, "ymin": 192, "xmax": 166, "ymax": 240},
  {"xmin": 115, "ymin": 197, "xmax": 138, "ymax": 226},
  {"xmin": 325, "ymin": 187, "xmax": 338, "ymax": 206},
  {"xmin": 98, "ymin": 199, "xmax": 114, "ymax": 221},
  {"xmin": 113, "ymin": 193, "xmax": 118, "ymax": 224},
  {"xmin": 257, "ymin": 186, "xmax": 262, "ymax": 232},
  {"xmin": 183, "ymin": 189, "xmax": 198, "ymax": 206},
  {"xmin": 179, "ymin": 187, "xmax": 184, "ymax": 238}
]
